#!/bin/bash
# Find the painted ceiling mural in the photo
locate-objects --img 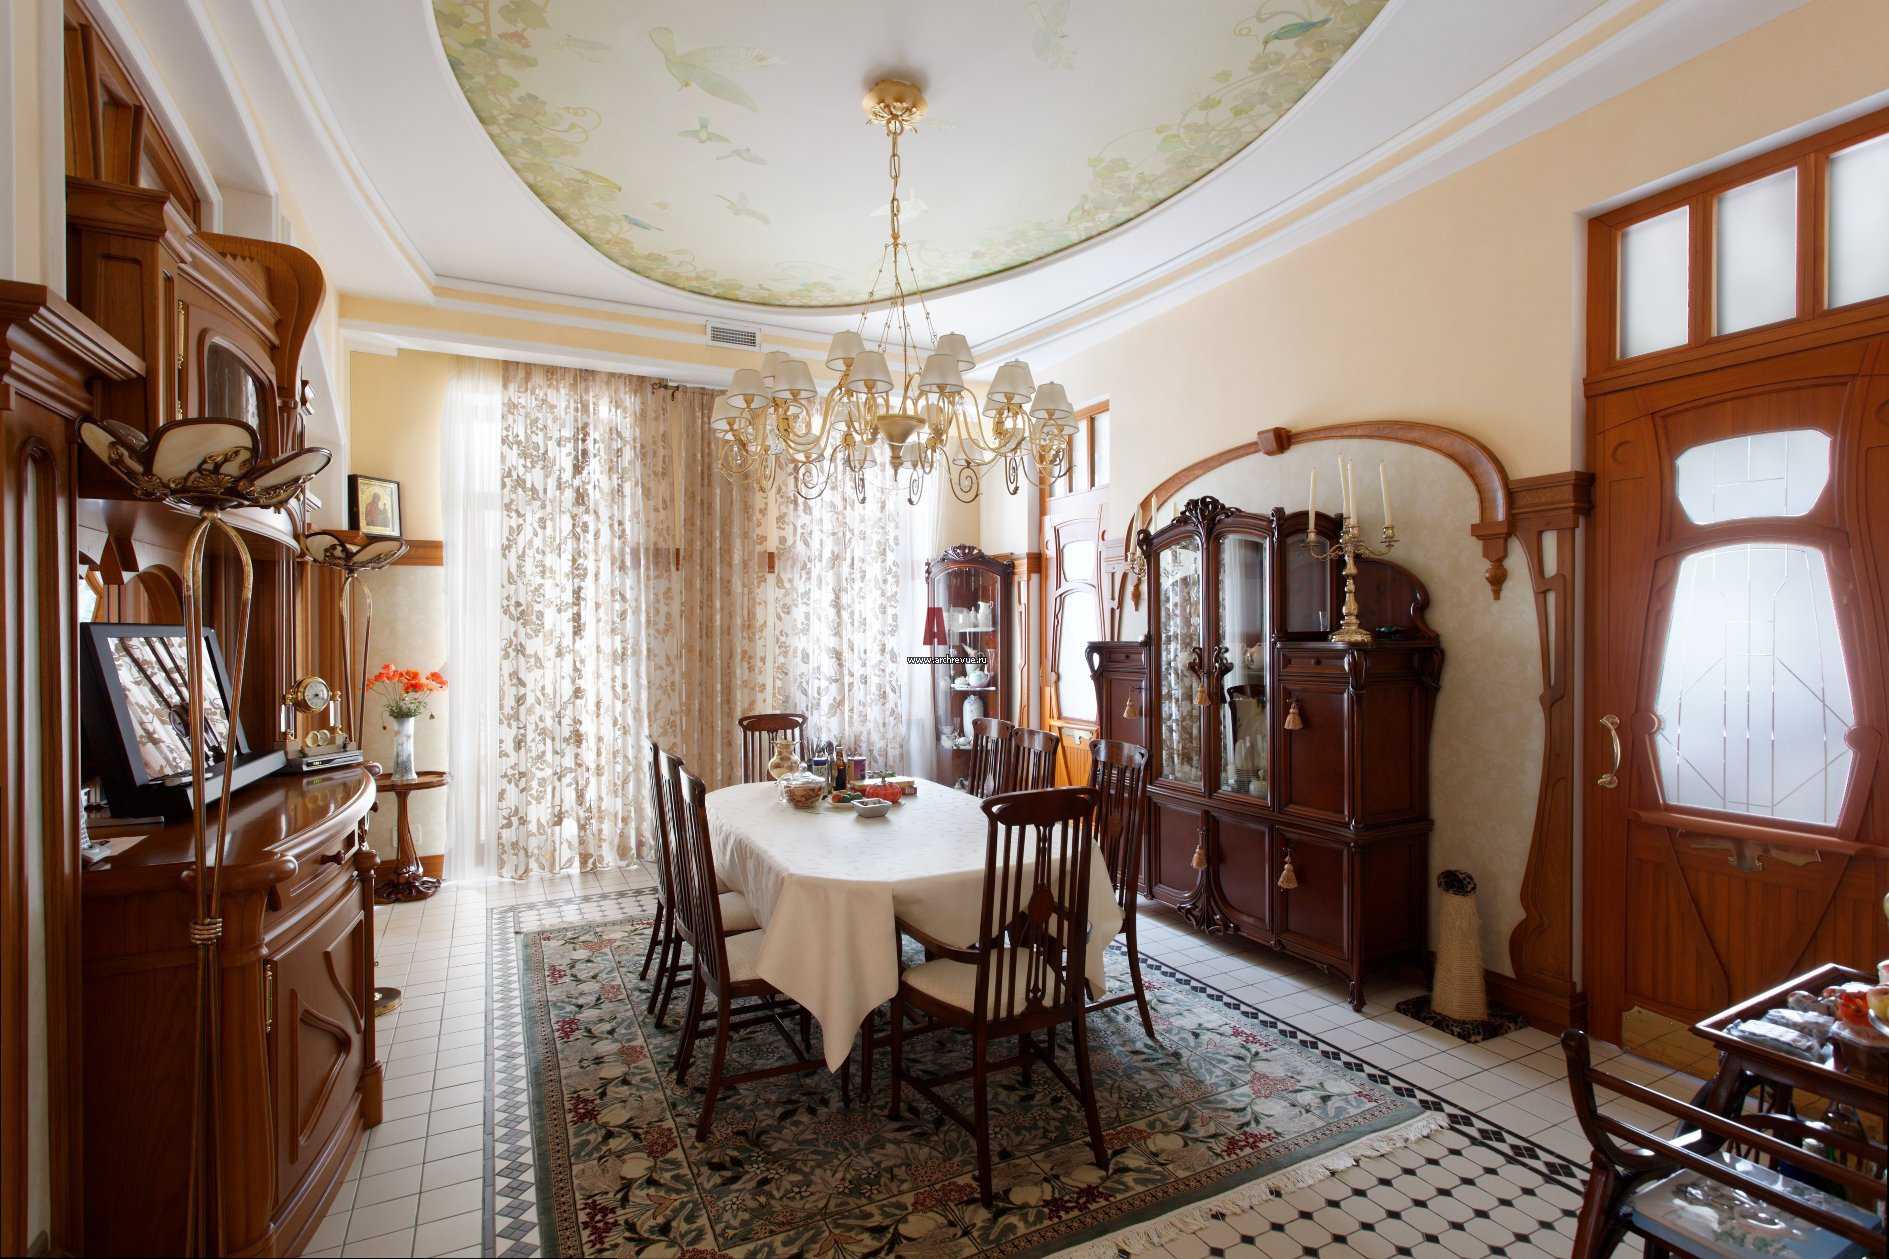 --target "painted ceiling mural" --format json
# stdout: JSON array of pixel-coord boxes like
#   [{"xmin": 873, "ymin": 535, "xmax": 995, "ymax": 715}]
[{"xmin": 433, "ymin": 0, "xmax": 1387, "ymax": 308}]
